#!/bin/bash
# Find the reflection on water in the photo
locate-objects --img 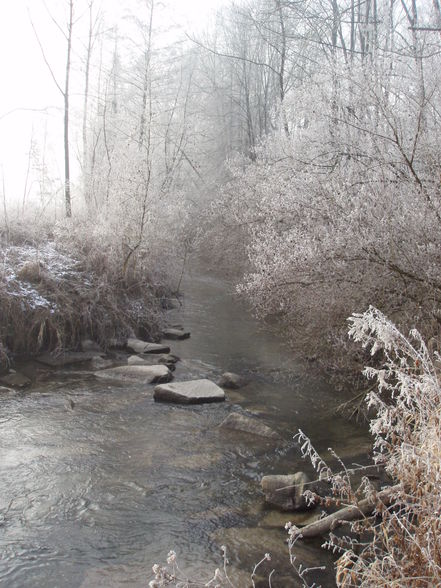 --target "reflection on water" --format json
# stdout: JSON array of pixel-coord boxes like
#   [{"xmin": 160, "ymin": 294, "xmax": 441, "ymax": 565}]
[{"xmin": 0, "ymin": 271, "xmax": 371, "ymax": 587}]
